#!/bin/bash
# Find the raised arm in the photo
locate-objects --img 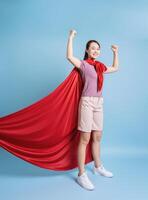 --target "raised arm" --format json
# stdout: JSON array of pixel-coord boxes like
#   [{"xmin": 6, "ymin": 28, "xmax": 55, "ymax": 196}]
[
  {"xmin": 66, "ymin": 29, "xmax": 81, "ymax": 69},
  {"xmin": 104, "ymin": 45, "xmax": 119, "ymax": 74}
]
